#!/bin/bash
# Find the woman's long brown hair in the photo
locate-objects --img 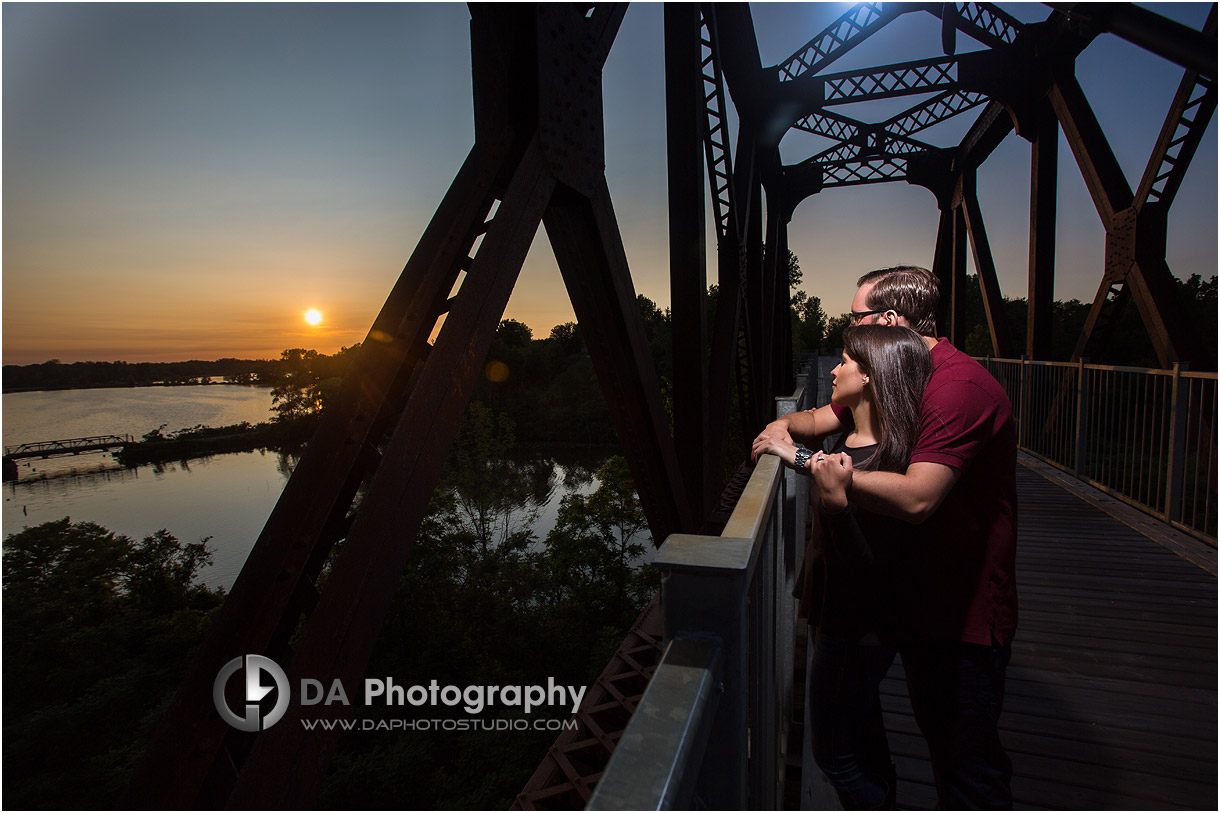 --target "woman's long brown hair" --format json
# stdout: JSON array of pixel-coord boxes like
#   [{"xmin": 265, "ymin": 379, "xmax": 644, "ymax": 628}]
[{"xmin": 841, "ymin": 325, "xmax": 931, "ymax": 472}]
